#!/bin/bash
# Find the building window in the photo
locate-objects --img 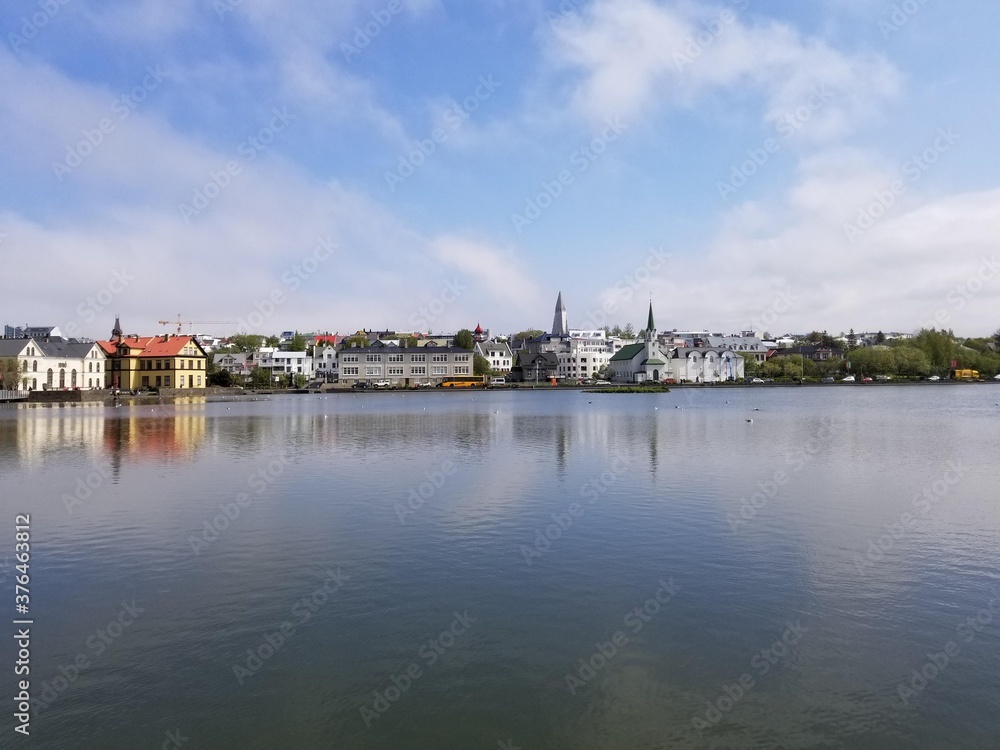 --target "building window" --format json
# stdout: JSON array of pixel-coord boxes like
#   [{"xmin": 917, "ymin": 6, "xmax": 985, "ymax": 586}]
[
  {"xmin": 410, "ymin": 354, "xmax": 426, "ymax": 362},
  {"xmin": 47, "ymin": 369, "xmax": 53, "ymax": 386},
  {"xmin": 156, "ymin": 376, "xmax": 162, "ymax": 386},
  {"xmin": 197, "ymin": 376, "xmax": 202, "ymax": 386},
  {"xmin": 165, "ymin": 376, "xmax": 171, "ymax": 386},
  {"xmin": 432, "ymin": 366, "xmax": 447, "ymax": 375},
  {"xmin": 454, "ymin": 366, "xmax": 470, "ymax": 374},
  {"xmin": 388, "ymin": 354, "xmax": 403, "ymax": 363},
  {"xmin": 342, "ymin": 367, "xmax": 359, "ymax": 376},
  {"xmin": 366, "ymin": 366, "xmax": 382, "ymax": 376},
  {"xmin": 454, "ymin": 354, "xmax": 470, "ymax": 362},
  {"xmin": 411, "ymin": 366, "xmax": 426, "ymax": 375},
  {"xmin": 366, "ymin": 354, "xmax": 382, "ymax": 363},
  {"xmin": 432, "ymin": 354, "xmax": 448, "ymax": 362},
  {"xmin": 388, "ymin": 367, "xmax": 404, "ymax": 376},
  {"xmin": 180, "ymin": 375, "xmax": 185, "ymax": 387},
  {"xmin": 32, "ymin": 360, "xmax": 37, "ymax": 372}
]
